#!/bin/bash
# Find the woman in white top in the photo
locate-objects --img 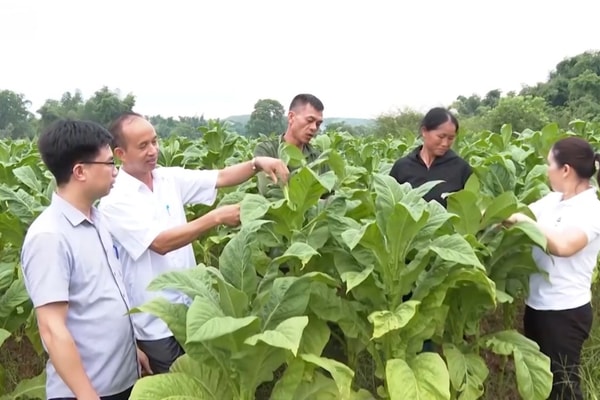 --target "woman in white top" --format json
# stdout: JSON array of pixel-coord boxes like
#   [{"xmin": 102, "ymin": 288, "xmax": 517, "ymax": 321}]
[{"xmin": 506, "ymin": 136, "xmax": 600, "ymax": 400}]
